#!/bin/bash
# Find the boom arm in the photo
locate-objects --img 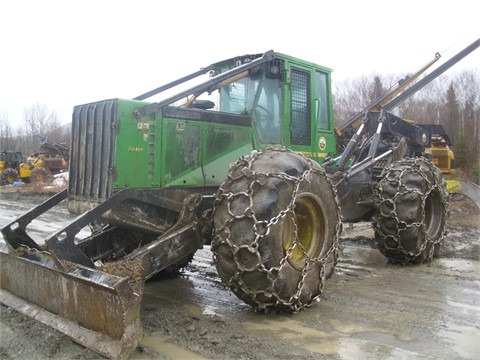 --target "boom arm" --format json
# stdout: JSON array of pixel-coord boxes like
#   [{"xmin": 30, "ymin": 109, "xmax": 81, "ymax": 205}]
[
  {"xmin": 36, "ymin": 134, "xmax": 70, "ymax": 153},
  {"xmin": 385, "ymin": 38, "xmax": 480, "ymax": 111},
  {"xmin": 337, "ymin": 37, "xmax": 480, "ymax": 134},
  {"xmin": 338, "ymin": 52, "xmax": 441, "ymax": 133}
]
